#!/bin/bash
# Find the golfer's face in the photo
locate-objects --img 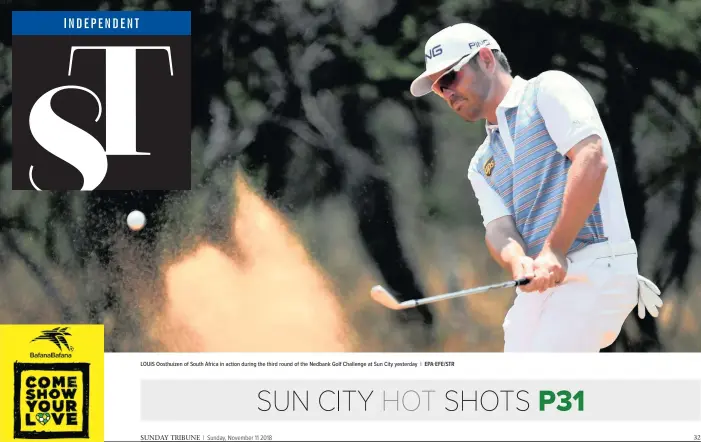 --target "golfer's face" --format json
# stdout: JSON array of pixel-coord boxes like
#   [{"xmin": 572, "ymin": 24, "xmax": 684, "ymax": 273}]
[{"xmin": 430, "ymin": 57, "xmax": 491, "ymax": 122}]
